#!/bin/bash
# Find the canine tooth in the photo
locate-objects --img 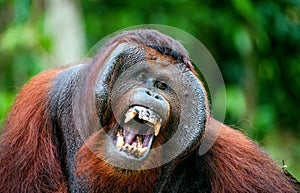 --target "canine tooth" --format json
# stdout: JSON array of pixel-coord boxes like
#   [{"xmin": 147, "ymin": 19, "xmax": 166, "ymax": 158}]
[
  {"xmin": 154, "ymin": 121, "xmax": 162, "ymax": 136},
  {"xmin": 117, "ymin": 129, "xmax": 122, "ymax": 136},
  {"xmin": 125, "ymin": 109, "xmax": 137, "ymax": 123},
  {"xmin": 116, "ymin": 135, "xmax": 124, "ymax": 149},
  {"xmin": 136, "ymin": 136, "xmax": 142, "ymax": 148},
  {"xmin": 139, "ymin": 147, "xmax": 147, "ymax": 155}
]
